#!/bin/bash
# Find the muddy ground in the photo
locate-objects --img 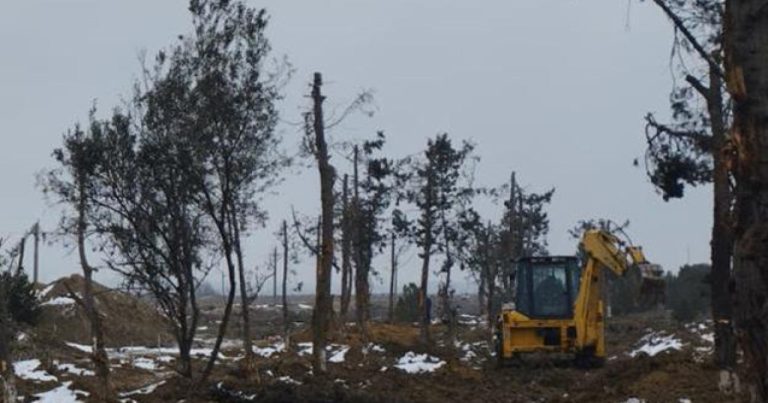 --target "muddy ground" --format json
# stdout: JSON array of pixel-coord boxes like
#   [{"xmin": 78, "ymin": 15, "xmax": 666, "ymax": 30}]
[{"xmin": 8, "ymin": 281, "xmax": 746, "ymax": 403}]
